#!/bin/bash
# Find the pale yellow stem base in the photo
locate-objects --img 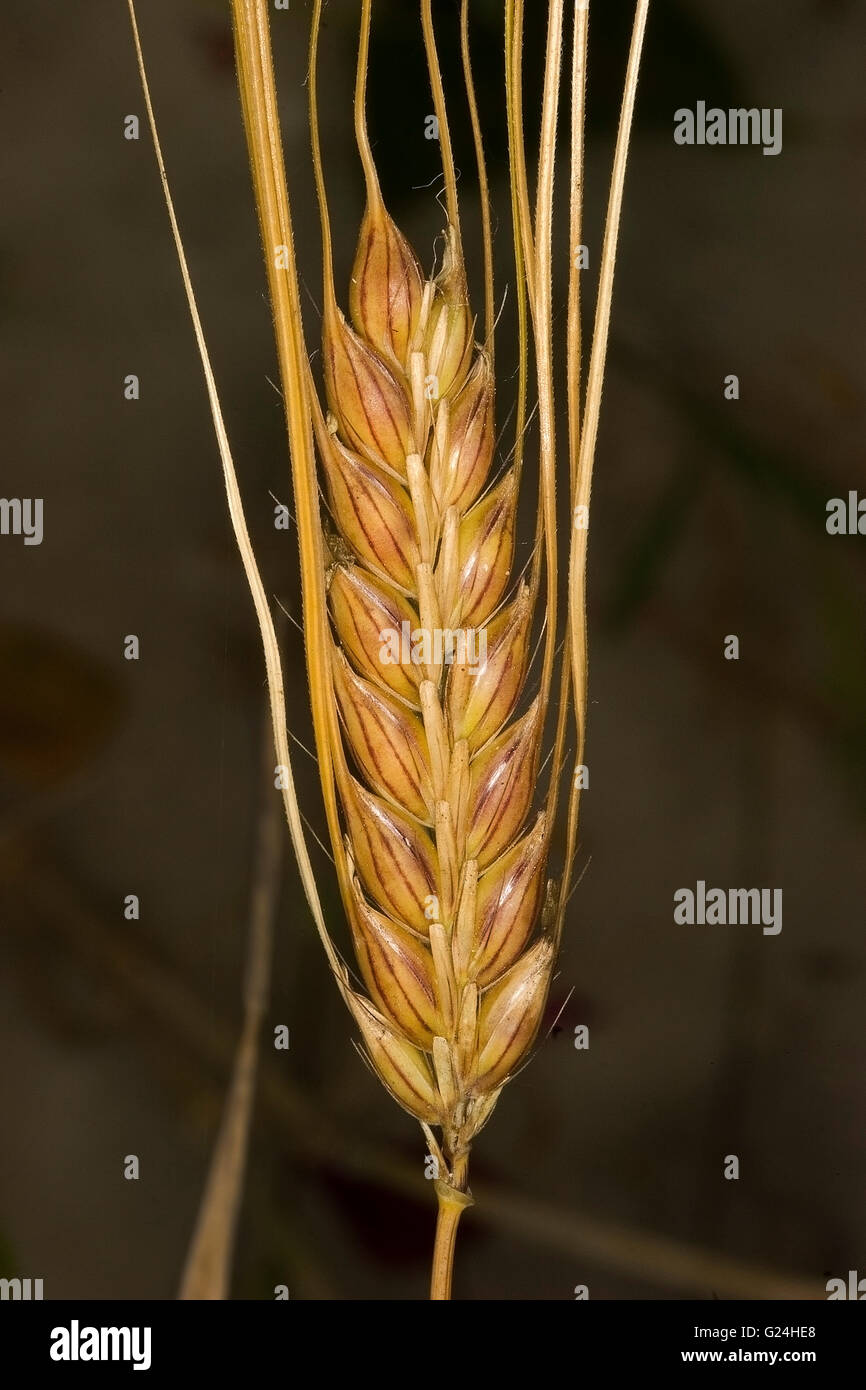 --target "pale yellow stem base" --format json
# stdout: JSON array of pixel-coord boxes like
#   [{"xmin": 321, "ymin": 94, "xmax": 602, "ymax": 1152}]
[{"xmin": 430, "ymin": 1163, "xmax": 474, "ymax": 1301}]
